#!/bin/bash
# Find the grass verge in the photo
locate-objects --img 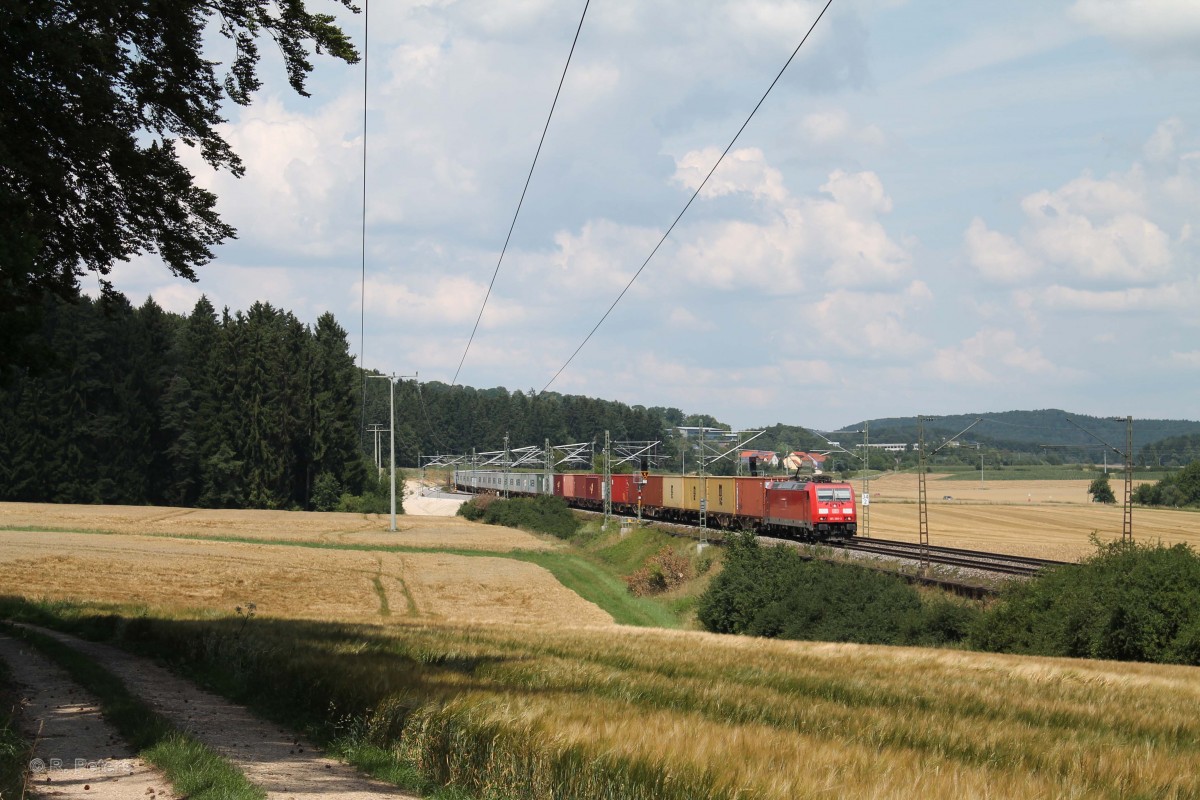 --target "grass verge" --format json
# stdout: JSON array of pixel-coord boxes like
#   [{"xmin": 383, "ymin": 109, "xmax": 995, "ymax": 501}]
[
  {"xmin": 0, "ymin": 655, "xmax": 29, "ymax": 800},
  {"xmin": 0, "ymin": 622, "xmax": 263, "ymax": 800}
]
